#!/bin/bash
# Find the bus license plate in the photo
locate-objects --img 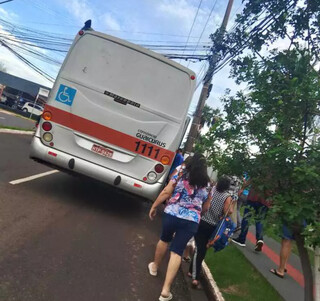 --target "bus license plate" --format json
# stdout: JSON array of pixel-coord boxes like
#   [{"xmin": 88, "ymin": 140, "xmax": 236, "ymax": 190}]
[{"xmin": 91, "ymin": 144, "xmax": 113, "ymax": 158}]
